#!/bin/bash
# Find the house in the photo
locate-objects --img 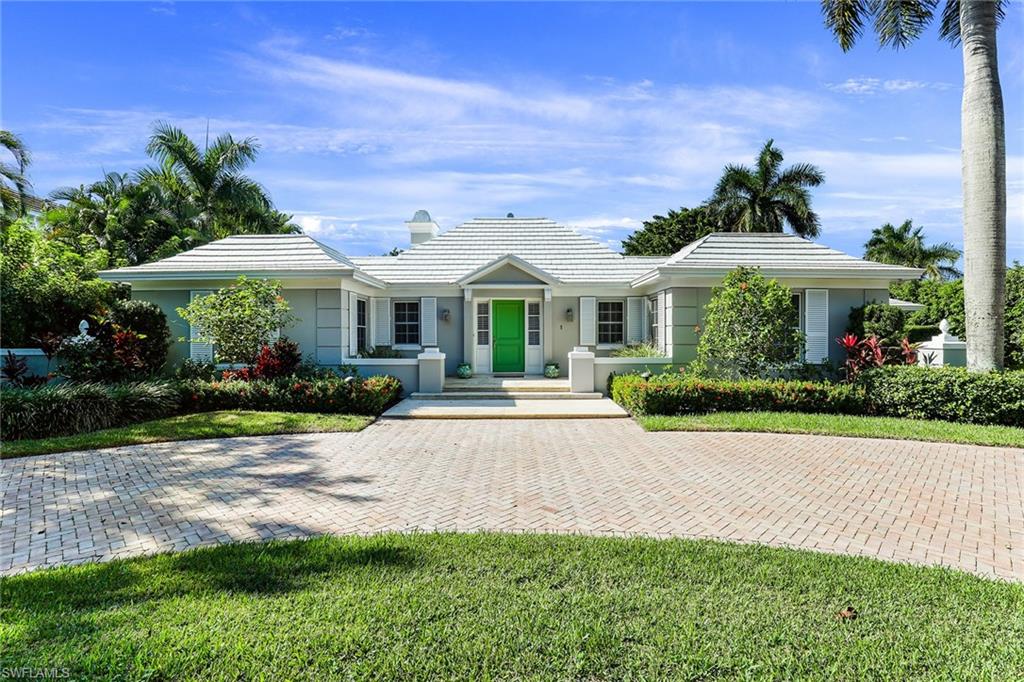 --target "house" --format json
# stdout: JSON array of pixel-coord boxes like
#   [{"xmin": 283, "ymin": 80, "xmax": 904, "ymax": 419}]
[{"xmin": 98, "ymin": 212, "xmax": 921, "ymax": 389}]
